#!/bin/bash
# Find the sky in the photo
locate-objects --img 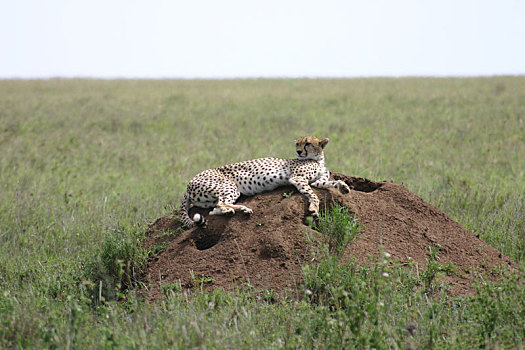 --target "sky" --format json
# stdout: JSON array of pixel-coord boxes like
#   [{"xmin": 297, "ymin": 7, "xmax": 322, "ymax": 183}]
[{"xmin": 1, "ymin": 0, "xmax": 524, "ymax": 79}]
